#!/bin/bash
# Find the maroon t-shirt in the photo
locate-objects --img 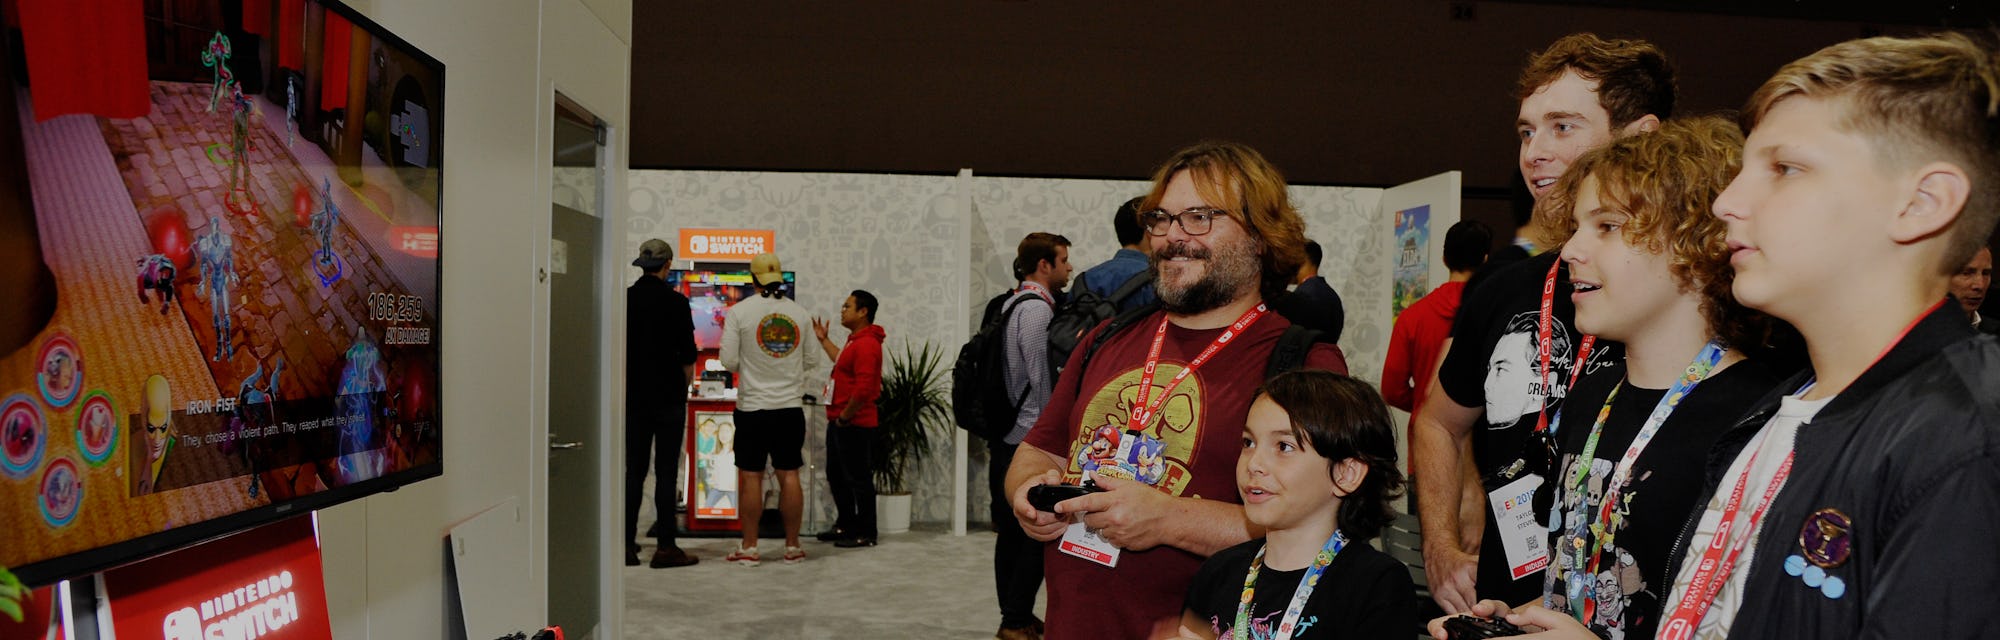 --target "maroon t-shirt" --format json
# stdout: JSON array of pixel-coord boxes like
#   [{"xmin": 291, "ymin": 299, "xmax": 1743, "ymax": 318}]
[{"xmin": 1022, "ymin": 310, "xmax": 1348, "ymax": 640}]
